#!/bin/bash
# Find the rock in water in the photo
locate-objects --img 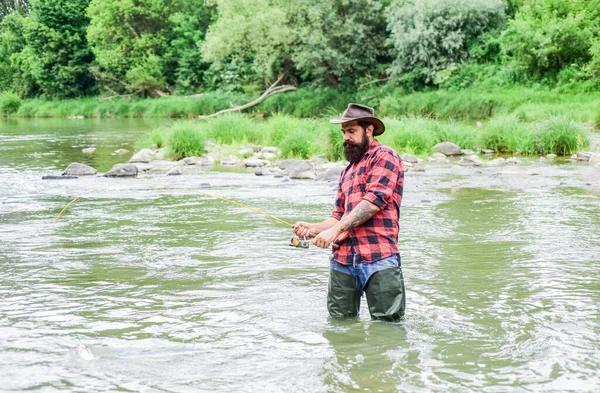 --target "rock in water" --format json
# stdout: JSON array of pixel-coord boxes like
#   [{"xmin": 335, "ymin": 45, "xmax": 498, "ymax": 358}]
[
  {"xmin": 63, "ymin": 163, "xmax": 97, "ymax": 176},
  {"xmin": 104, "ymin": 163, "xmax": 138, "ymax": 177},
  {"xmin": 42, "ymin": 175, "xmax": 78, "ymax": 180}
]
